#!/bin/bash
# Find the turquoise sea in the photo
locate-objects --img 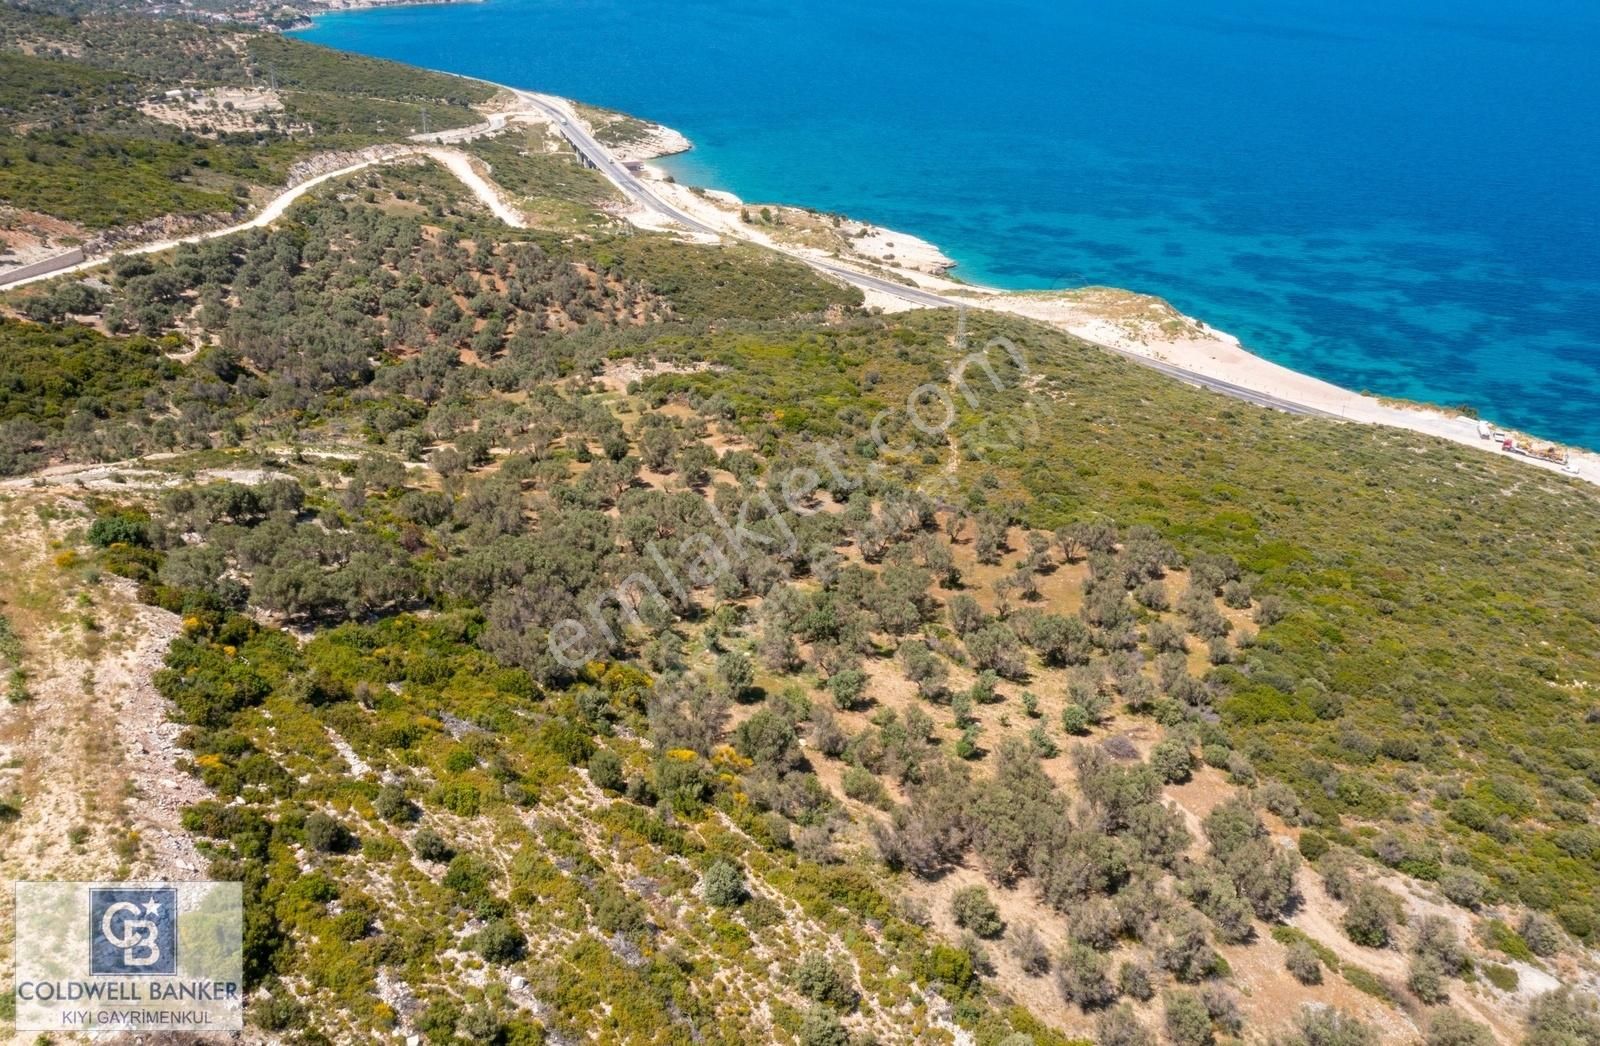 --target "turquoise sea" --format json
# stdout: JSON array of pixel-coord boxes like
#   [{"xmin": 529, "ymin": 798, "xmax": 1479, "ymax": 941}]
[{"xmin": 294, "ymin": 0, "xmax": 1600, "ymax": 448}]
